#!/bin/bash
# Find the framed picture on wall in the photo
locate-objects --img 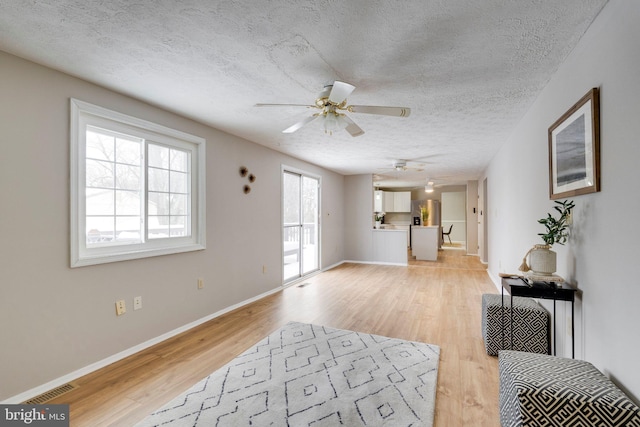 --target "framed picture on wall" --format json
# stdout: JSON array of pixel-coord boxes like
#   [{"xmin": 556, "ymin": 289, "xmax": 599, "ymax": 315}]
[{"xmin": 548, "ymin": 87, "xmax": 600, "ymax": 200}]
